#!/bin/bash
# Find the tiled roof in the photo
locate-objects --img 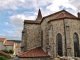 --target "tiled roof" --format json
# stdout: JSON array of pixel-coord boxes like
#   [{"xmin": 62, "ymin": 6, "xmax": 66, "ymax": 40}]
[
  {"xmin": 4, "ymin": 40, "xmax": 14, "ymax": 46},
  {"xmin": 41, "ymin": 10, "xmax": 79, "ymax": 23},
  {"xmin": 54, "ymin": 10, "xmax": 77, "ymax": 19},
  {"xmin": 24, "ymin": 10, "xmax": 79, "ymax": 24},
  {"xmin": 16, "ymin": 43, "xmax": 21, "ymax": 48},
  {"xmin": 18, "ymin": 47, "xmax": 50, "ymax": 58},
  {"xmin": 0, "ymin": 50, "xmax": 10, "ymax": 57},
  {"xmin": 44, "ymin": 10, "xmax": 77, "ymax": 19},
  {"xmin": 0, "ymin": 38, "xmax": 6, "ymax": 42}
]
